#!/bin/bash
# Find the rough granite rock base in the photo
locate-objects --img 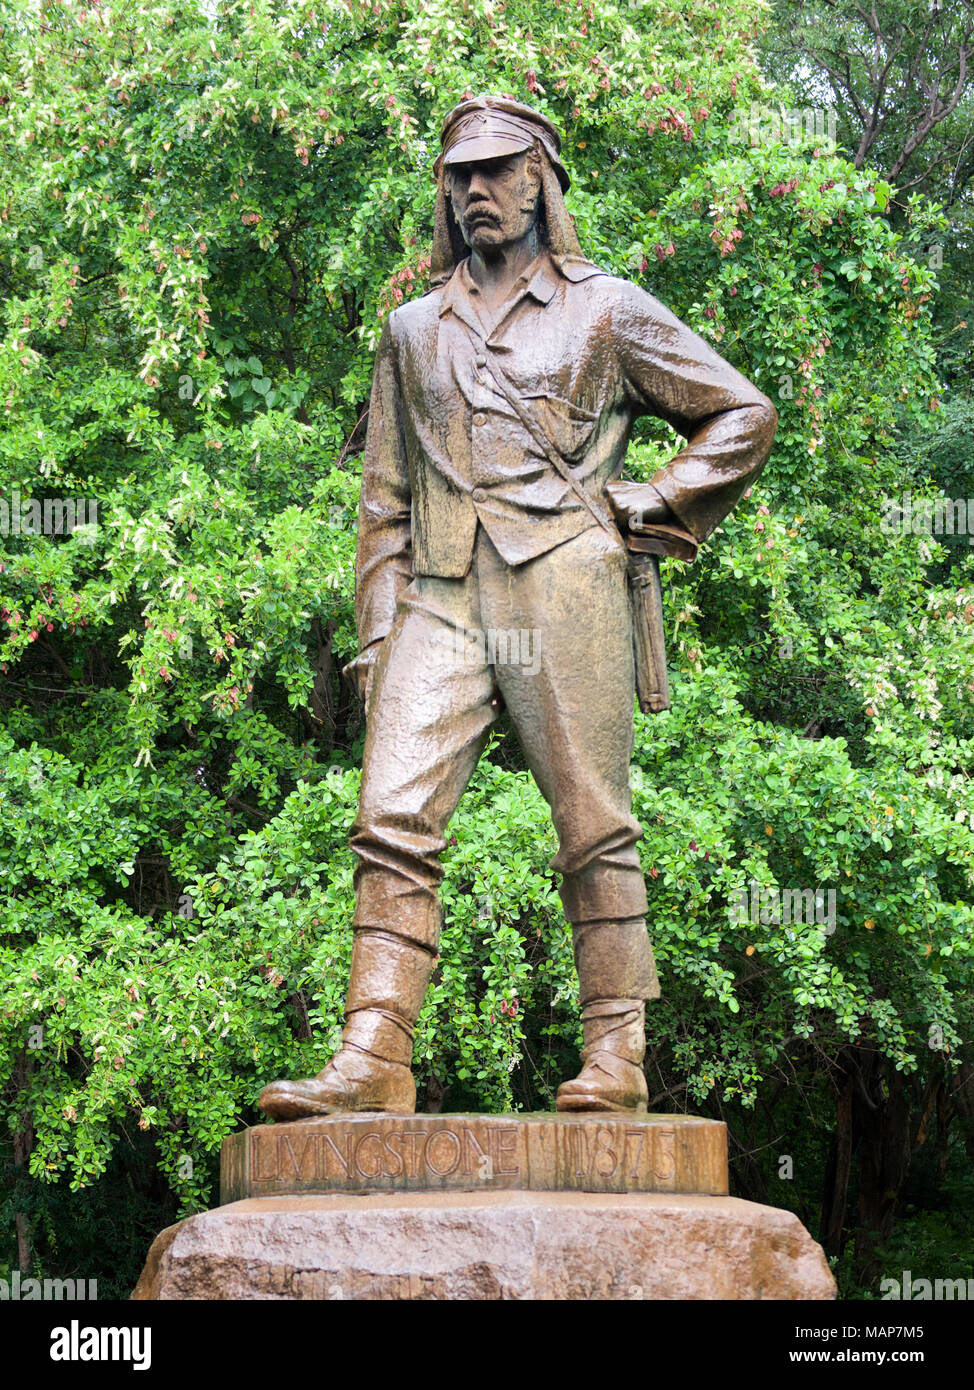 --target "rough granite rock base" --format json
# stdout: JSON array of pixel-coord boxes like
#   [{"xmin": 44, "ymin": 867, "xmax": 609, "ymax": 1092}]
[{"xmin": 133, "ymin": 1192, "xmax": 836, "ymax": 1300}]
